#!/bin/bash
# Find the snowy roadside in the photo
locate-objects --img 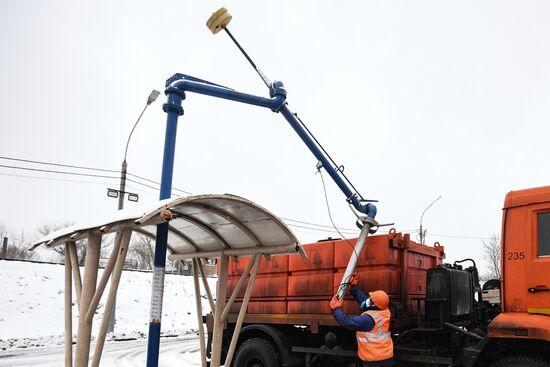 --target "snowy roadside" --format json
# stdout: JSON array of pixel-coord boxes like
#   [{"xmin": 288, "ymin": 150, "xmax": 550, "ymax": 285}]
[
  {"xmin": 0, "ymin": 329, "xmax": 198, "ymax": 351},
  {"xmin": 0, "ymin": 335, "xmax": 203, "ymax": 366},
  {"xmin": 0, "ymin": 260, "xmax": 216, "ymax": 351}
]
